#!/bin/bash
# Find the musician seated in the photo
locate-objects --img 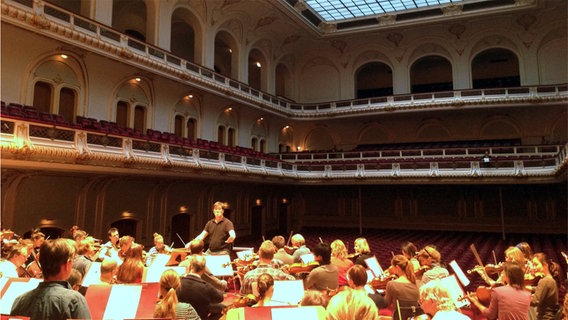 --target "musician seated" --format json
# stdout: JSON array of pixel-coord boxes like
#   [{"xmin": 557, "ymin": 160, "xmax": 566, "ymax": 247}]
[
  {"xmin": 252, "ymin": 273, "xmax": 276, "ymax": 307},
  {"xmin": 25, "ymin": 229, "xmax": 44, "ymax": 267},
  {"xmin": 382, "ymin": 255, "xmax": 422, "ymax": 320},
  {"xmin": 417, "ymin": 246, "xmax": 449, "ymax": 286},
  {"xmin": 67, "ymin": 268, "xmax": 83, "ymax": 291},
  {"xmin": 326, "ymin": 288, "xmax": 379, "ymax": 320},
  {"xmin": 72, "ymin": 239, "xmax": 93, "ymax": 277},
  {"xmin": 177, "ymin": 255, "xmax": 224, "ymax": 320},
  {"xmin": 346, "ymin": 264, "xmax": 386, "ymax": 309},
  {"xmin": 291, "ymin": 234, "xmax": 310, "ymax": 263},
  {"xmin": 353, "ymin": 237, "xmax": 374, "ymax": 268},
  {"xmin": 0, "ymin": 244, "xmax": 28, "ymax": 278},
  {"xmin": 330, "ymin": 239, "xmax": 354, "ymax": 287},
  {"xmin": 98, "ymin": 258, "xmax": 118, "ymax": 285},
  {"xmin": 241, "ymin": 240, "xmax": 294, "ymax": 295},
  {"xmin": 117, "ymin": 235, "xmax": 134, "ymax": 262},
  {"xmin": 99, "ymin": 227, "xmax": 120, "ymax": 261},
  {"xmin": 10, "ymin": 238, "xmax": 91, "ymax": 319},
  {"xmin": 272, "ymin": 235, "xmax": 294, "ymax": 265},
  {"xmin": 305, "ymin": 242, "xmax": 338, "ymax": 292},
  {"xmin": 116, "ymin": 243, "xmax": 144, "ymax": 283},
  {"xmin": 146, "ymin": 233, "xmax": 172, "ymax": 266},
  {"xmin": 179, "ymin": 239, "xmax": 227, "ymax": 291},
  {"xmin": 419, "ymin": 278, "xmax": 470, "ymax": 319},
  {"xmin": 300, "ymin": 289, "xmax": 329, "ymax": 308},
  {"xmin": 155, "ymin": 269, "xmax": 200, "ymax": 320}
]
